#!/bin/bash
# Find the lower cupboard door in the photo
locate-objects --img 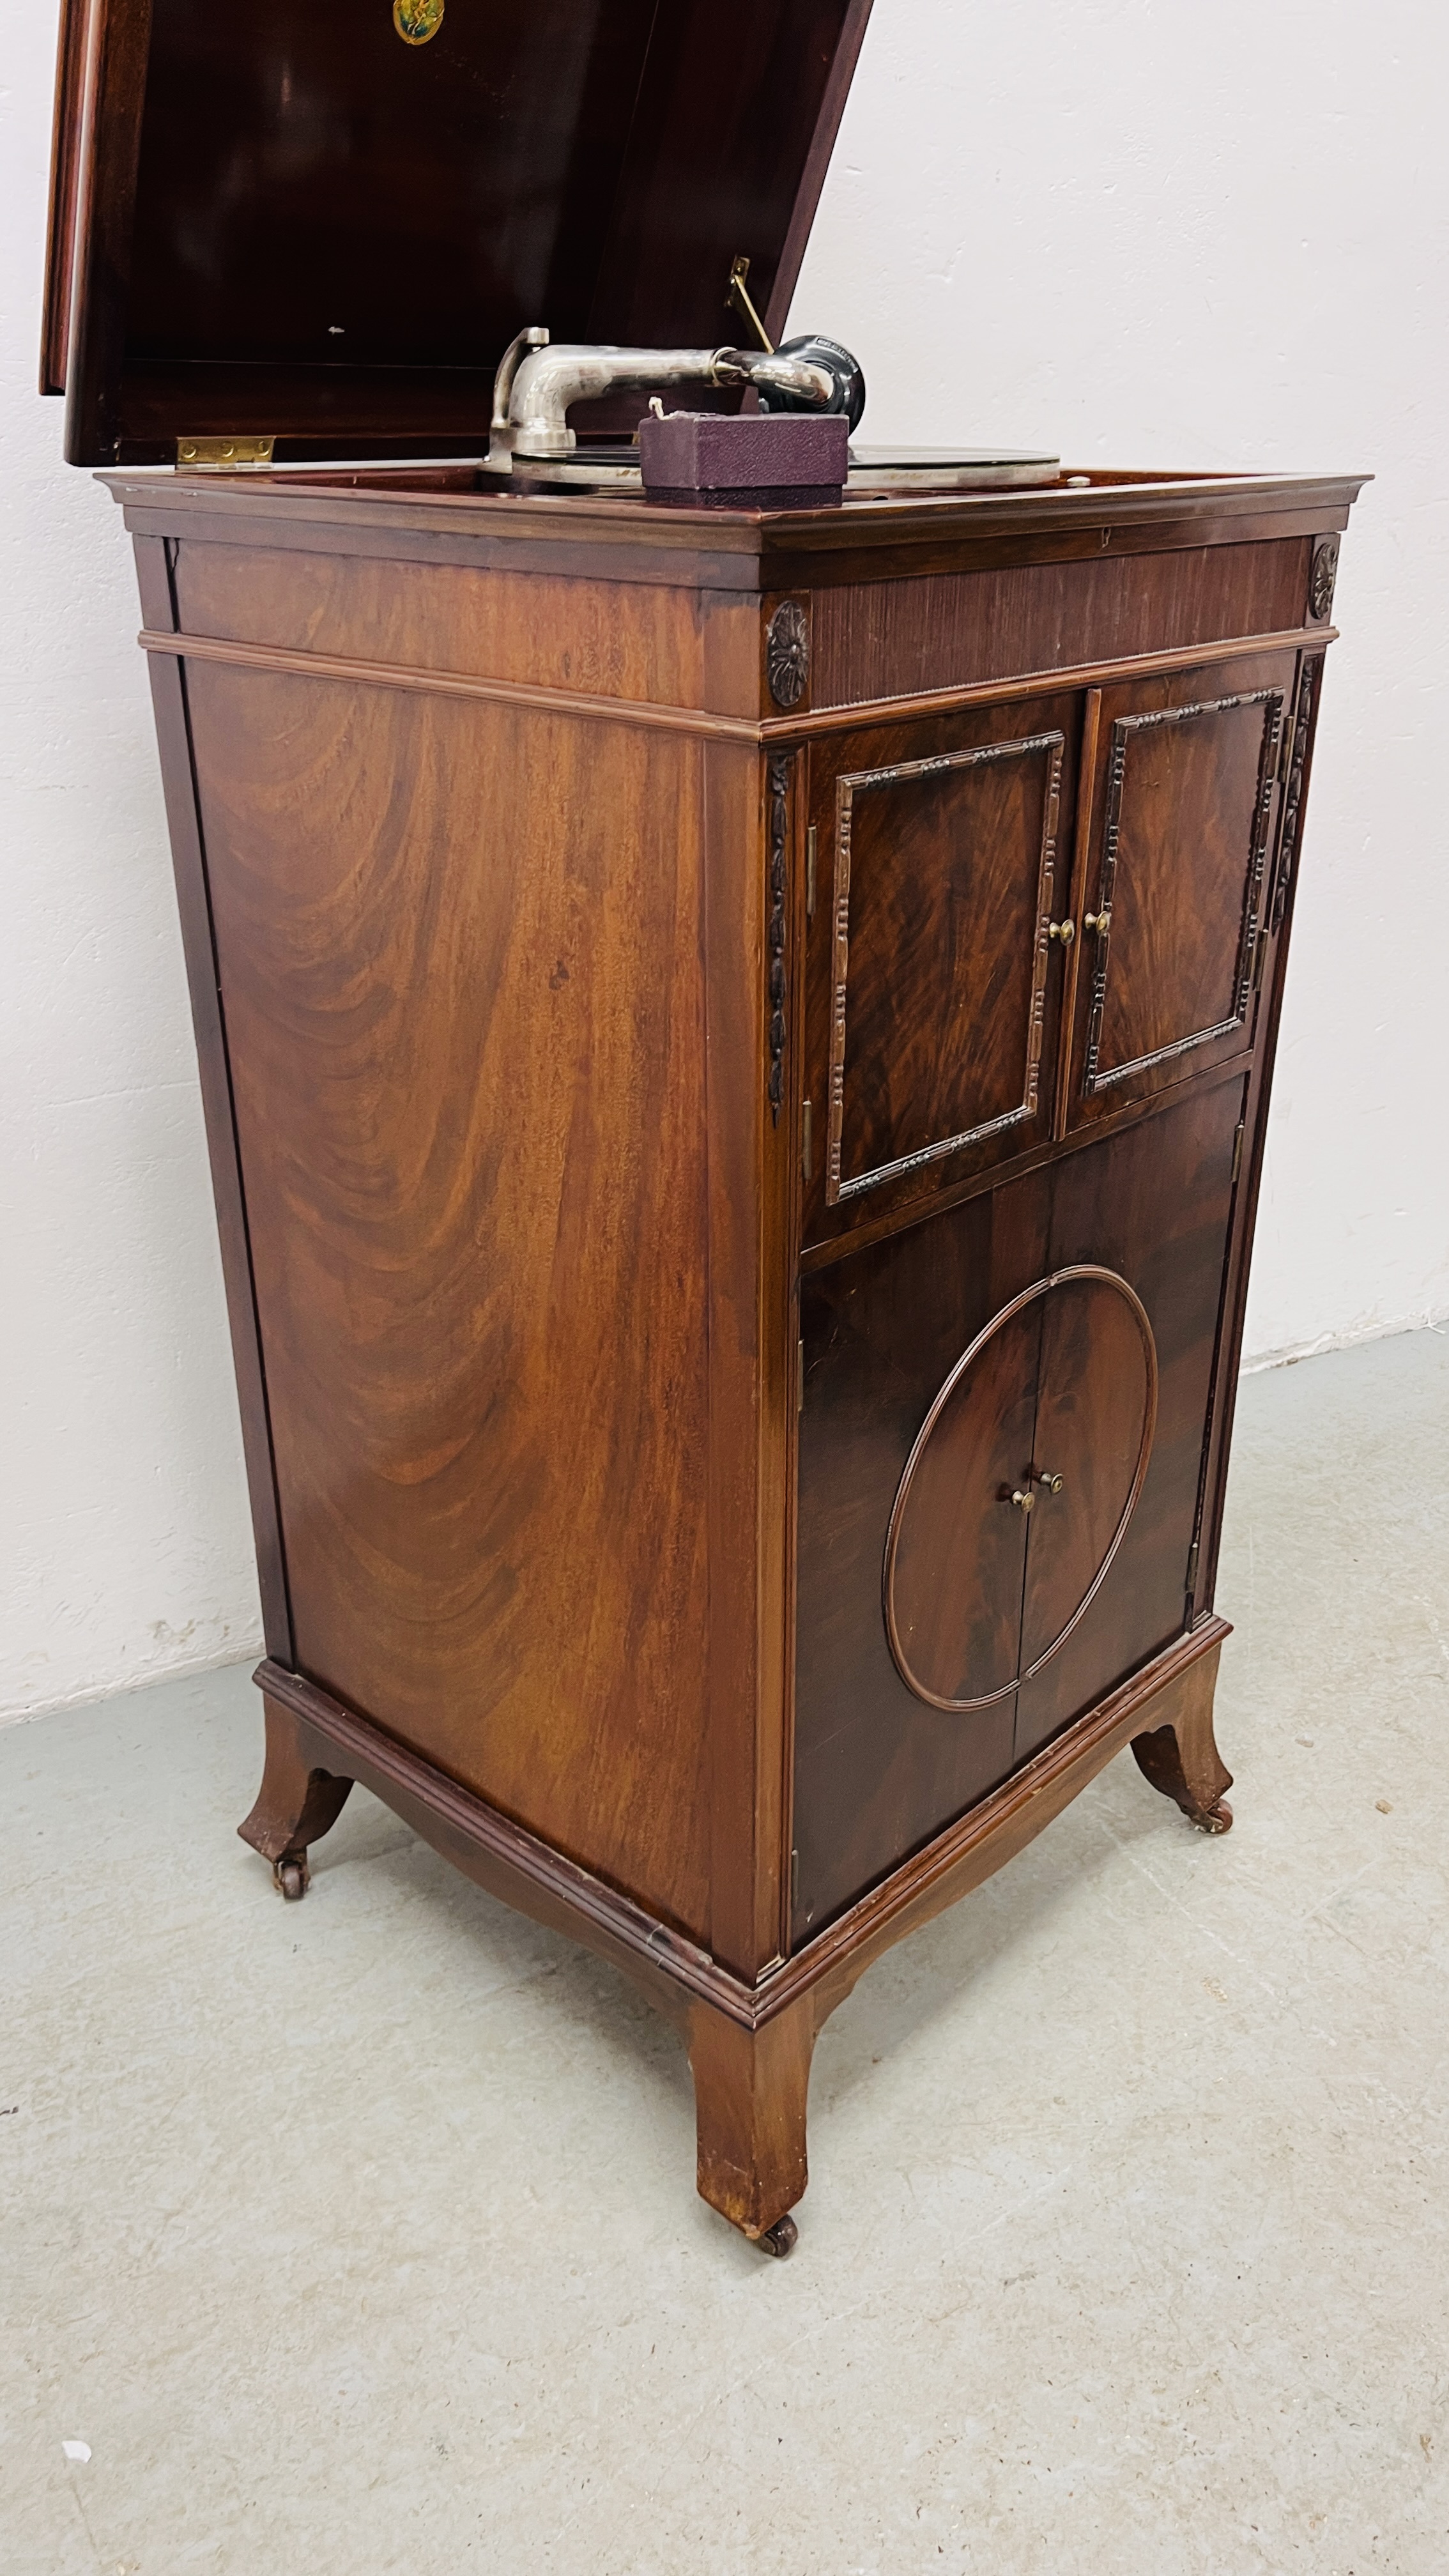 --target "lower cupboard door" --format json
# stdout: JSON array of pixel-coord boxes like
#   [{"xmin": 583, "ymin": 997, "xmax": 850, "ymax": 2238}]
[
  {"xmin": 792, "ymin": 1169, "xmax": 1052, "ymax": 1940},
  {"xmin": 791, "ymin": 1071, "xmax": 1246, "ymax": 1944},
  {"xmin": 1011, "ymin": 1071, "xmax": 1247, "ymax": 1762}
]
